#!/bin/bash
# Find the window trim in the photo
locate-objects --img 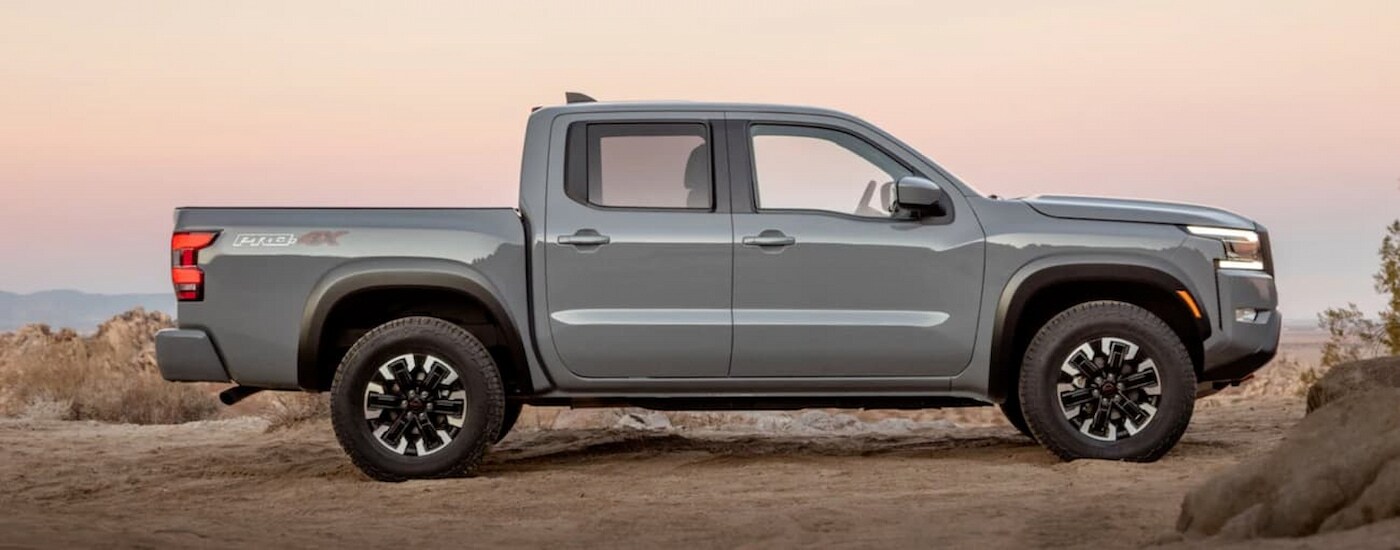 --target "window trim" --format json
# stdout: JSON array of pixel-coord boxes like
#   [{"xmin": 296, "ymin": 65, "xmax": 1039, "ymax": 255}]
[
  {"xmin": 732, "ymin": 120, "xmax": 947, "ymax": 223},
  {"xmin": 563, "ymin": 121, "xmax": 725, "ymax": 213}
]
